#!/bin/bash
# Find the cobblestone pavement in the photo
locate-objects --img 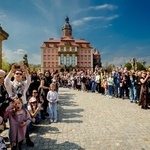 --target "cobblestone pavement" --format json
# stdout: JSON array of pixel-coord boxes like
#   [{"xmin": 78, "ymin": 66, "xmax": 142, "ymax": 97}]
[{"xmin": 1, "ymin": 87, "xmax": 150, "ymax": 150}]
